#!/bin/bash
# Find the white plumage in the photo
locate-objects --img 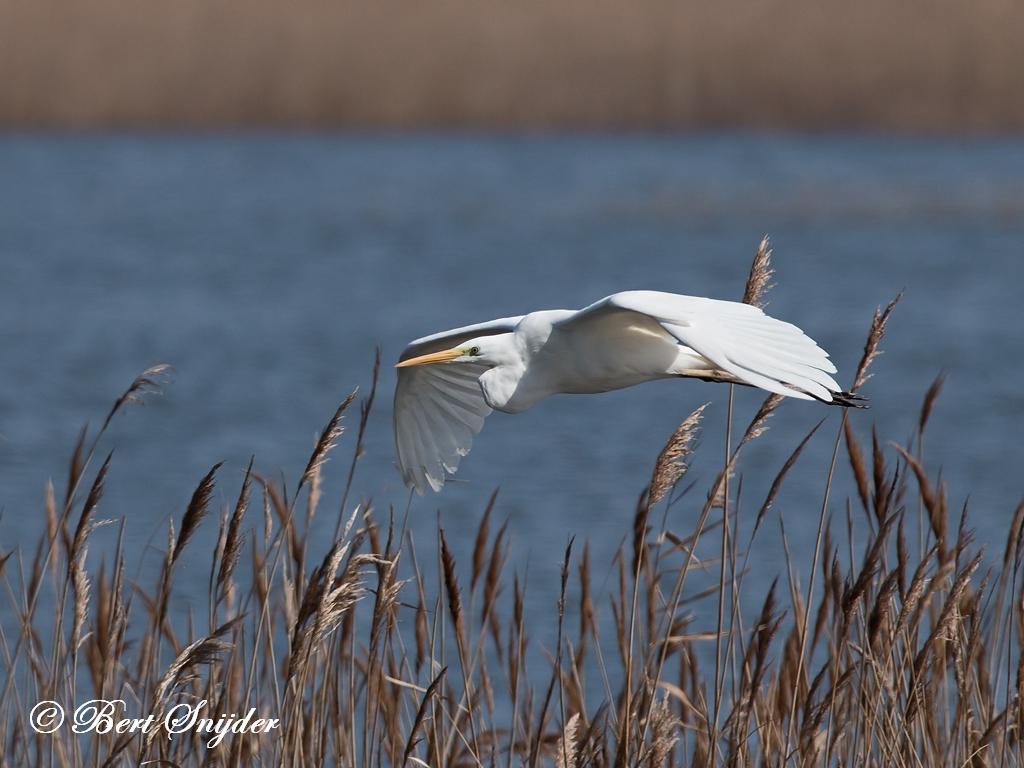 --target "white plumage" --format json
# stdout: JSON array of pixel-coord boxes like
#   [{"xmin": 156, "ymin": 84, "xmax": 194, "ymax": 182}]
[{"xmin": 394, "ymin": 291, "xmax": 860, "ymax": 494}]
